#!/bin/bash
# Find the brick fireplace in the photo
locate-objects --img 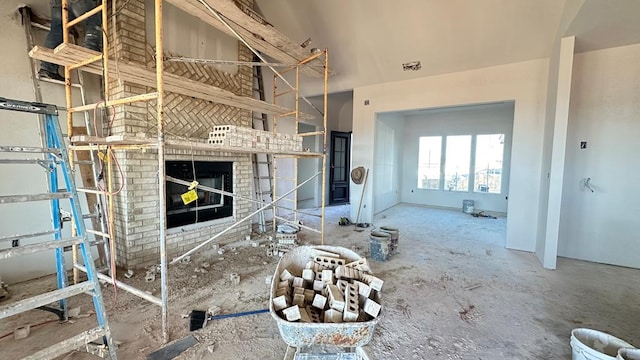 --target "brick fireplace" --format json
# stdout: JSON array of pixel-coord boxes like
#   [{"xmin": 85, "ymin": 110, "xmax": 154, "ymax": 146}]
[{"xmin": 107, "ymin": 0, "xmax": 255, "ymax": 269}]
